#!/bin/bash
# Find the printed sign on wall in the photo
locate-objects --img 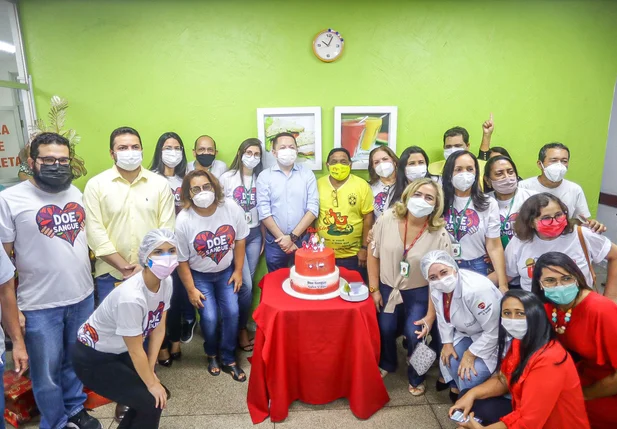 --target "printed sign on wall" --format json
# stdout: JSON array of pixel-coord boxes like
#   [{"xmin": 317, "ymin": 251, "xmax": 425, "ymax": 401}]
[{"xmin": 0, "ymin": 107, "xmax": 25, "ymax": 184}]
